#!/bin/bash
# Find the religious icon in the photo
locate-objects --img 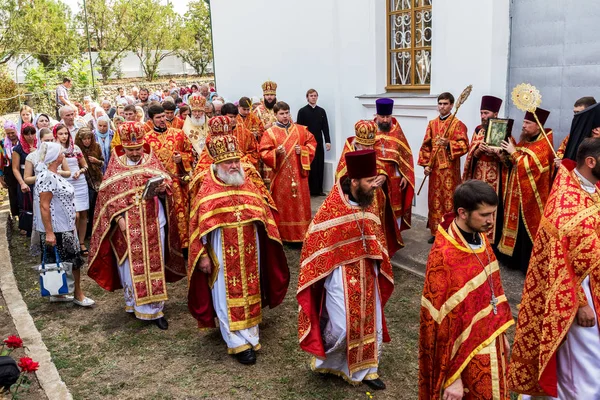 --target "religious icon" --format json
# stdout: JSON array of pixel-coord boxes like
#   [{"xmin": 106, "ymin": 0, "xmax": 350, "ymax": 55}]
[{"xmin": 485, "ymin": 118, "xmax": 510, "ymax": 148}]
